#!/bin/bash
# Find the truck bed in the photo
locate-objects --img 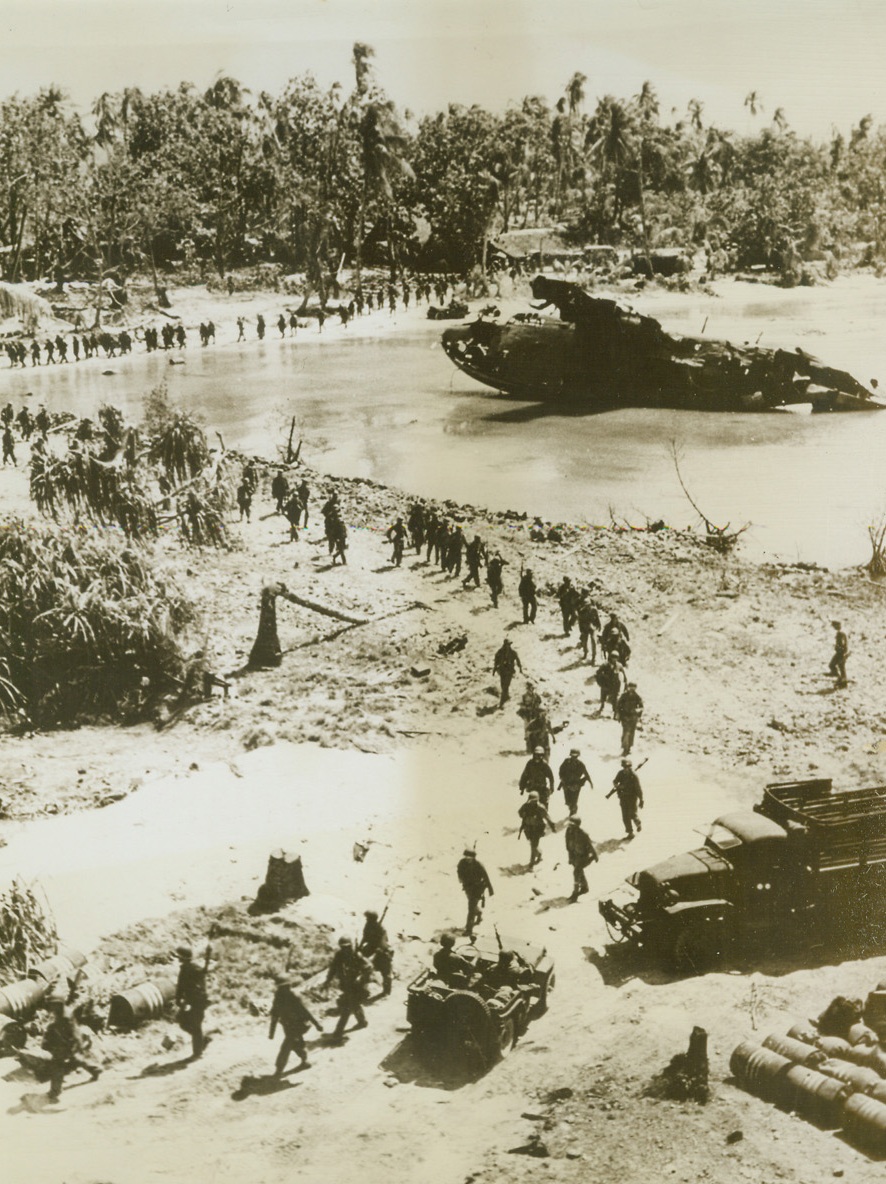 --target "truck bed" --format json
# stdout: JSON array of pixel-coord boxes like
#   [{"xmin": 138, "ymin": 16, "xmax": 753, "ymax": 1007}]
[{"xmin": 758, "ymin": 779, "xmax": 886, "ymax": 872}]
